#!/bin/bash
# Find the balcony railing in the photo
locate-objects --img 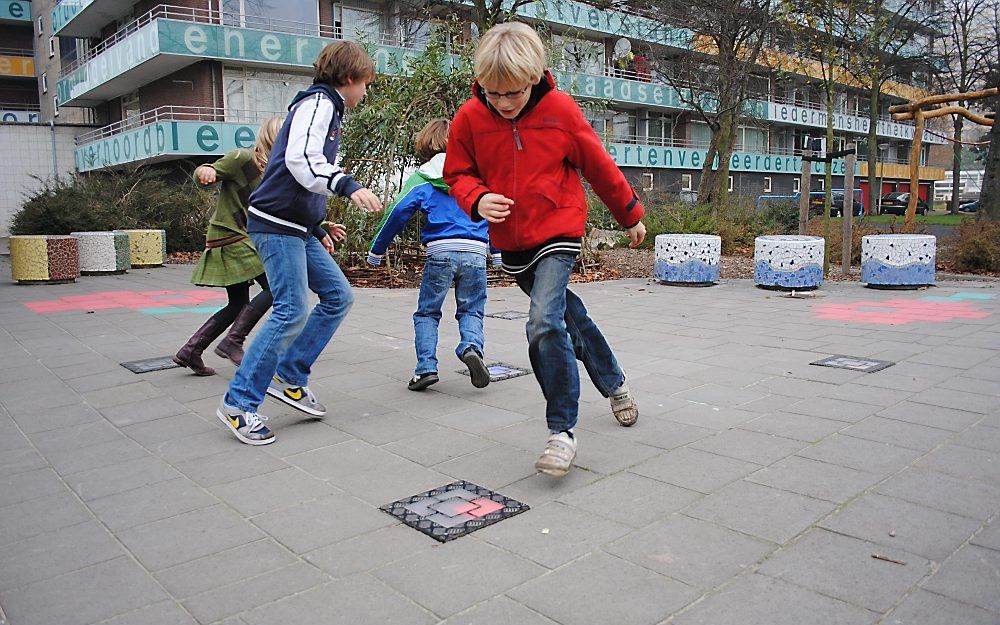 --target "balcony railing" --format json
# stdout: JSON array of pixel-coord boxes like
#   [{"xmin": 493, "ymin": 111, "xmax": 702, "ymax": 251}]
[
  {"xmin": 74, "ymin": 105, "xmax": 285, "ymax": 145},
  {"xmin": 0, "ymin": 101, "xmax": 40, "ymax": 111},
  {"xmin": 0, "ymin": 46, "xmax": 33, "ymax": 57}
]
